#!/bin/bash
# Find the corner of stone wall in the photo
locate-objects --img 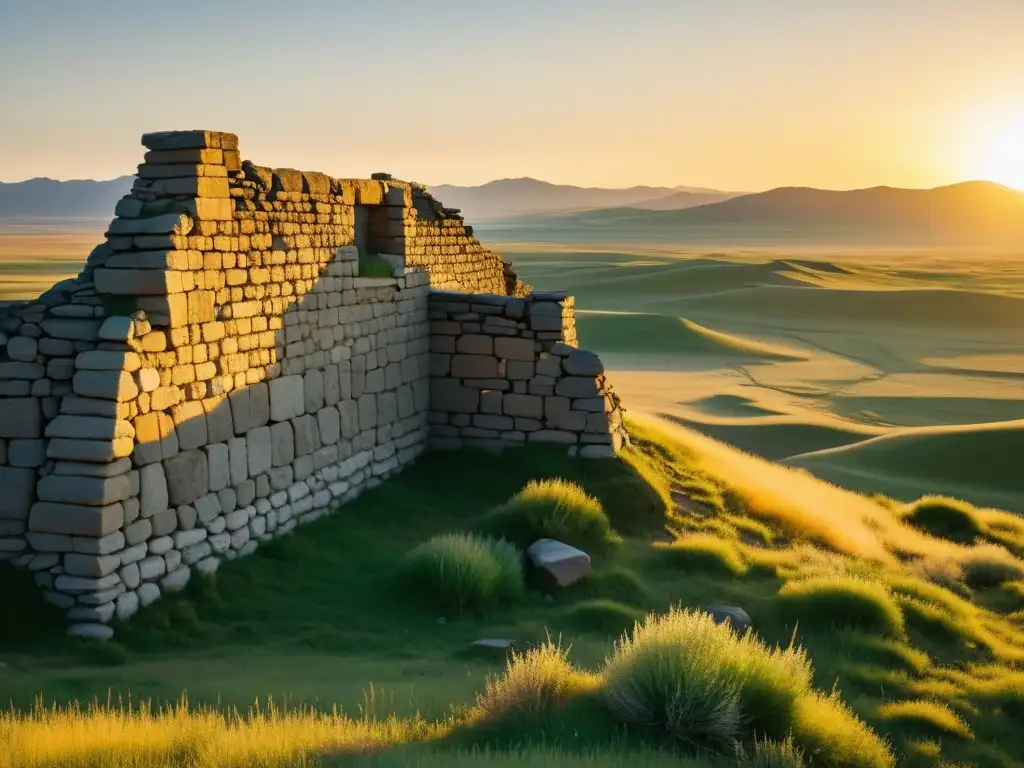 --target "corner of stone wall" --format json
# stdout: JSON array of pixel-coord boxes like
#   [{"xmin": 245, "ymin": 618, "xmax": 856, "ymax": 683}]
[{"xmin": 427, "ymin": 290, "xmax": 627, "ymax": 457}]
